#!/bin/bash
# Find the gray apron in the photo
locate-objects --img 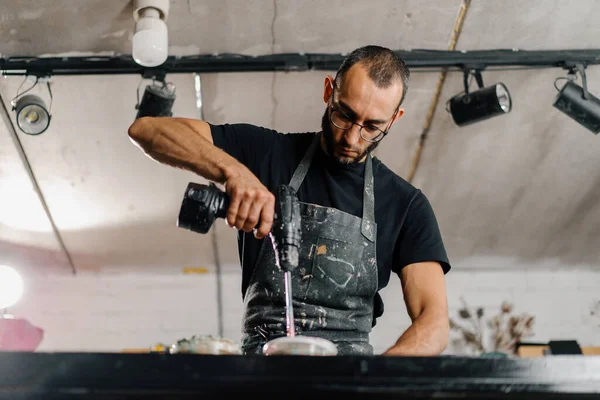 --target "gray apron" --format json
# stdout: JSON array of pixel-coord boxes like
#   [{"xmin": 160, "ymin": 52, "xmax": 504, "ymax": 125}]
[{"xmin": 241, "ymin": 133, "xmax": 378, "ymax": 355}]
